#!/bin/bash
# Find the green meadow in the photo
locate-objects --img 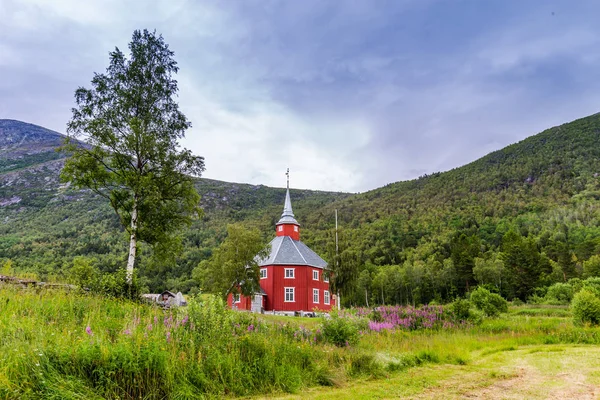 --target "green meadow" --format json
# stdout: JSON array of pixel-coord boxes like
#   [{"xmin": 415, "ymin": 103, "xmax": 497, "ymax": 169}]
[{"xmin": 1, "ymin": 287, "xmax": 600, "ymax": 399}]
